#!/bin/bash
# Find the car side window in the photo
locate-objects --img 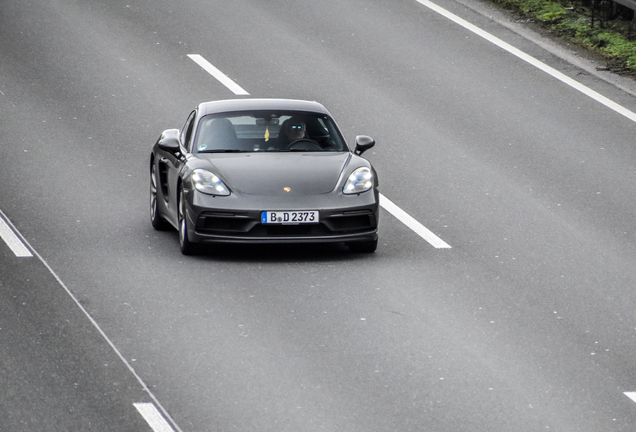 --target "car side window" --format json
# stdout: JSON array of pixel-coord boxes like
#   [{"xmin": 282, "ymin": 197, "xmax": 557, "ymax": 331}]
[{"xmin": 181, "ymin": 111, "xmax": 196, "ymax": 152}]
